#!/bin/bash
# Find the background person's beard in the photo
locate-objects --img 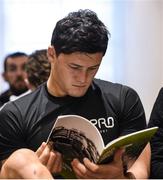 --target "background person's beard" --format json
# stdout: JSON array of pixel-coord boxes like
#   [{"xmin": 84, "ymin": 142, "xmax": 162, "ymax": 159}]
[
  {"xmin": 10, "ymin": 85, "xmax": 28, "ymax": 96},
  {"xmin": 10, "ymin": 76, "xmax": 28, "ymax": 96}
]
